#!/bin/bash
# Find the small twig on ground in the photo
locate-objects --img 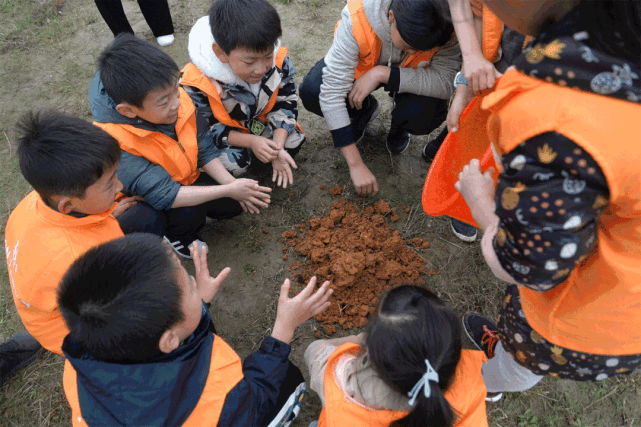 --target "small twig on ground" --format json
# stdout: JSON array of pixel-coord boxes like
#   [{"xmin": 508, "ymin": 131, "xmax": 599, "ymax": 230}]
[
  {"xmin": 437, "ymin": 236, "xmax": 464, "ymax": 249},
  {"xmin": 582, "ymin": 385, "xmax": 620, "ymax": 411},
  {"xmin": 3, "ymin": 131, "xmax": 11, "ymax": 156}
]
